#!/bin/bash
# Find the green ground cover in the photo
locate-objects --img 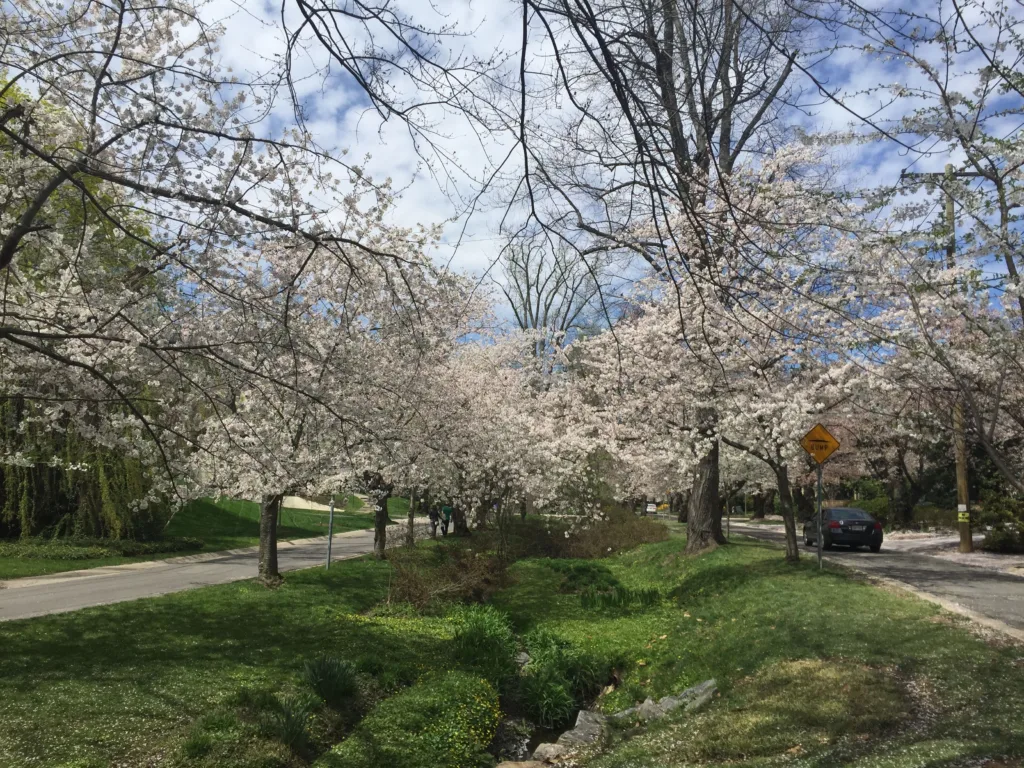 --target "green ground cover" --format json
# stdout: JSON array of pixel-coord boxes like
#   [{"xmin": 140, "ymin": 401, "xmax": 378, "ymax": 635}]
[
  {"xmin": 0, "ymin": 495, "xmax": 402, "ymax": 580},
  {"xmin": 0, "ymin": 530, "xmax": 1021, "ymax": 768}
]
